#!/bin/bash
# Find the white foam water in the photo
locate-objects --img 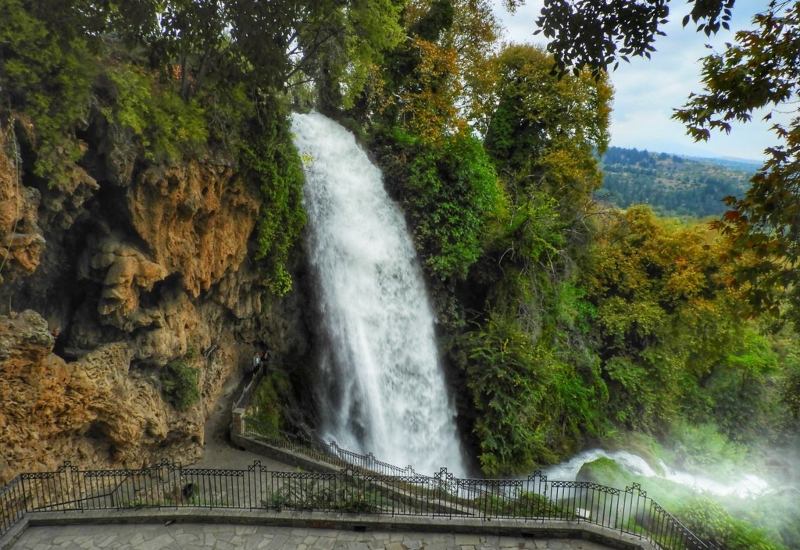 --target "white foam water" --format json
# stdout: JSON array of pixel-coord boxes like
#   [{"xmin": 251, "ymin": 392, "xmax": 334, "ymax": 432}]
[
  {"xmin": 543, "ymin": 449, "xmax": 772, "ymax": 498},
  {"xmin": 292, "ymin": 112, "xmax": 466, "ymax": 476}
]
